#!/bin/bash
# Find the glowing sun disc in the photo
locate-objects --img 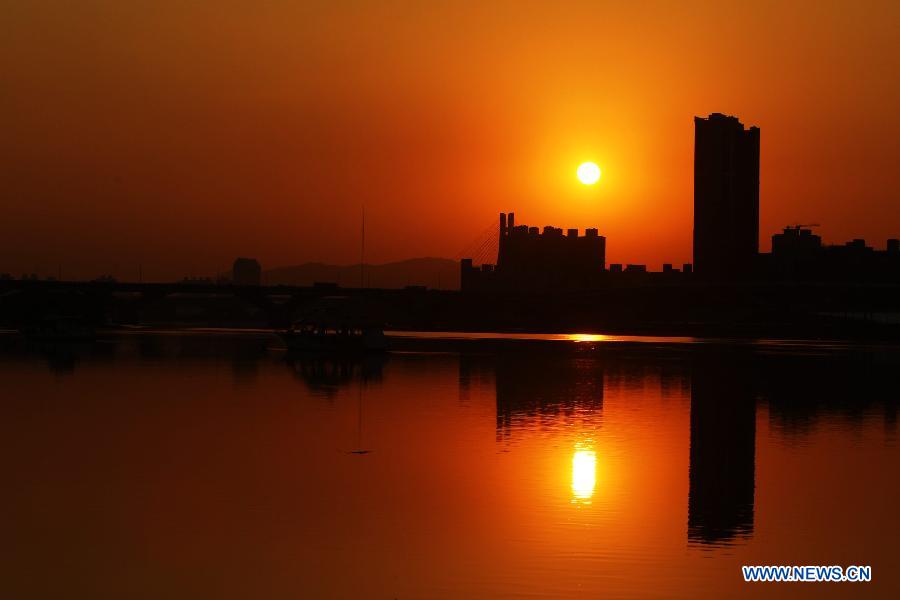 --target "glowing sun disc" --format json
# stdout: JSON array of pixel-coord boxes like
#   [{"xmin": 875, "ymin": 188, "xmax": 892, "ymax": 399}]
[{"xmin": 577, "ymin": 162, "xmax": 601, "ymax": 185}]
